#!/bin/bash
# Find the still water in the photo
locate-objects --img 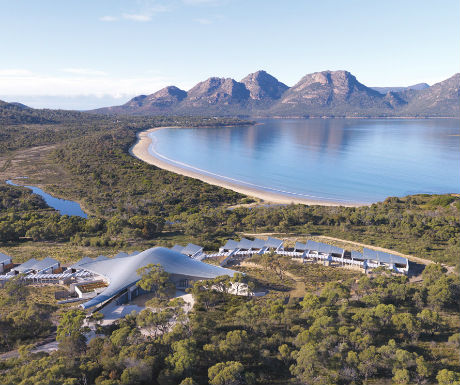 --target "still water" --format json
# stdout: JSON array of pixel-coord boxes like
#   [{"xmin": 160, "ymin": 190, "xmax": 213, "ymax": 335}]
[
  {"xmin": 6, "ymin": 180, "xmax": 88, "ymax": 218},
  {"xmin": 149, "ymin": 119, "xmax": 460, "ymax": 204}
]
